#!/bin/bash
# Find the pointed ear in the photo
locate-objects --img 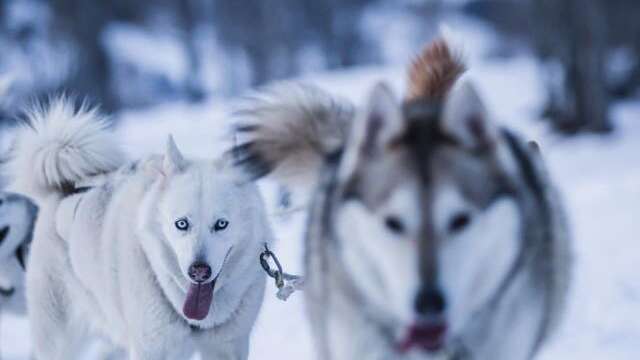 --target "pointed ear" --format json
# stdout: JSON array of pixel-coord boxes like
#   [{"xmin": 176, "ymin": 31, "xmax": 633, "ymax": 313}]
[
  {"xmin": 141, "ymin": 154, "xmax": 164, "ymax": 178},
  {"xmin": 352, "ymin": 82, "xmax": 404, "ymax": 155},
  {"xmin": 338, "ymin": 82, "xmax": 404, "ymax": 181},
  {"xmin": 441, "ymin": 79, "xmax": 497, "ymax": 149},
  {"xmin": 163, "ymin": 135, "xmax": 186, "ymax": 175}
]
